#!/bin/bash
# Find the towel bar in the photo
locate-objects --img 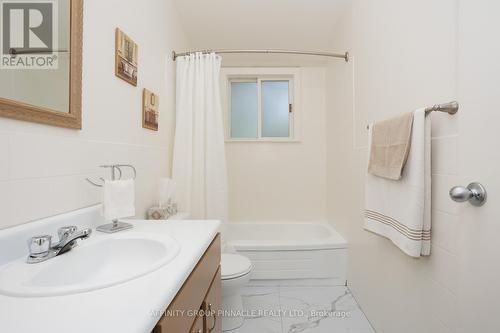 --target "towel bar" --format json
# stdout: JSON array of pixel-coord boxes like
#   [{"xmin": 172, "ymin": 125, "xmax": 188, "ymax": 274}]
[
  {"xmin": 86, "ymin": 164, "xmax": 137, "ymax": 187},
  {"xmin": 366, "ymin": 101, "xmax": 459, "ymax": 130},
  {"xmin": 86, "ymin": 164, "xmax": 137, "ymax": 233}
]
